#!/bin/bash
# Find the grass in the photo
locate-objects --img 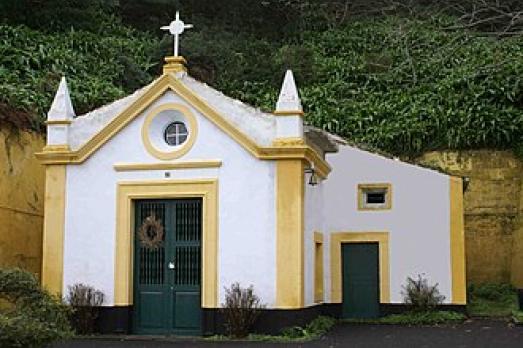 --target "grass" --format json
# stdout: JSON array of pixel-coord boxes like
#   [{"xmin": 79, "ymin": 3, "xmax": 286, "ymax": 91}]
[
  {"xmin": 467, "ymin": 283, "xmax": 519, "ymax": 317},
  {"xmin": 205, "ymin": 315, "xmax": 336, "ymax": 342},
  {"xmin": 343, "ymin": 311, "xmax": 466, "ymax": 325},
  {"xmin": 512, "ymin": 310, "xmax": 523, "ymax": 325}
]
